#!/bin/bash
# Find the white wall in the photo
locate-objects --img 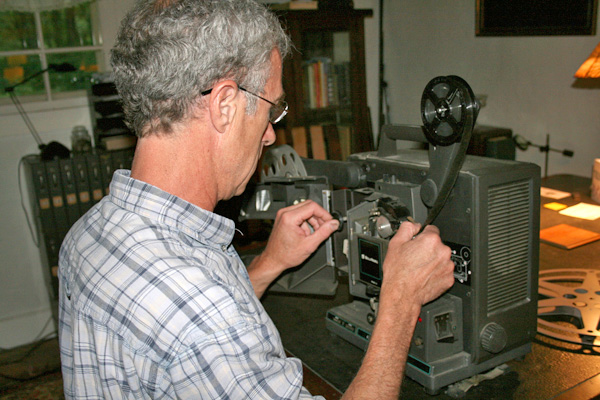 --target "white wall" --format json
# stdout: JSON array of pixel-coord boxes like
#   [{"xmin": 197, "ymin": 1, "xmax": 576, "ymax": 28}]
[
  {"xmin": 355, "ymin": 0, "xmax": 381, "ymax": 138},
  {"xmin": 0, "ymin": 0, "xmax": 135, "ymax": 348},
  {"xmin": 382, "ymin": 0, "xmax": 600, "ymax": 178}
]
